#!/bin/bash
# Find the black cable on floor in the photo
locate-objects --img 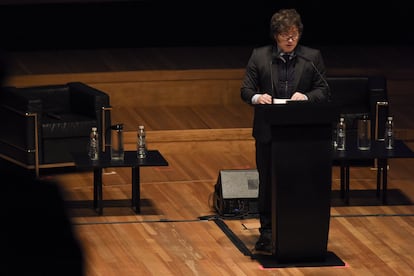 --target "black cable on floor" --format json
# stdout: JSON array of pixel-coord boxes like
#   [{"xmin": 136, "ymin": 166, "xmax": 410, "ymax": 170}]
[{"xmin": 213, "ymin": 218, "xmax": 252, "ymax": 257}]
